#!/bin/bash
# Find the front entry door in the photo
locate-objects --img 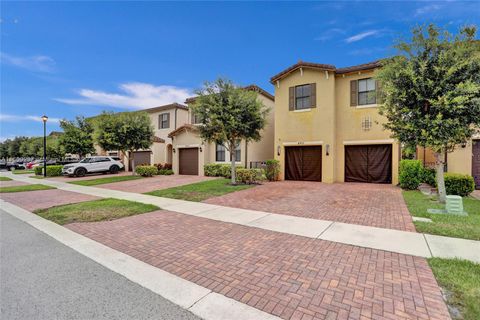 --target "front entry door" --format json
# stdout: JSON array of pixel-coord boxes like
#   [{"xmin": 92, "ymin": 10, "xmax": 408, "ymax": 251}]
[{"xmin": 473, "ymin": 140, "xmax": 480, "ymax": 189}]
